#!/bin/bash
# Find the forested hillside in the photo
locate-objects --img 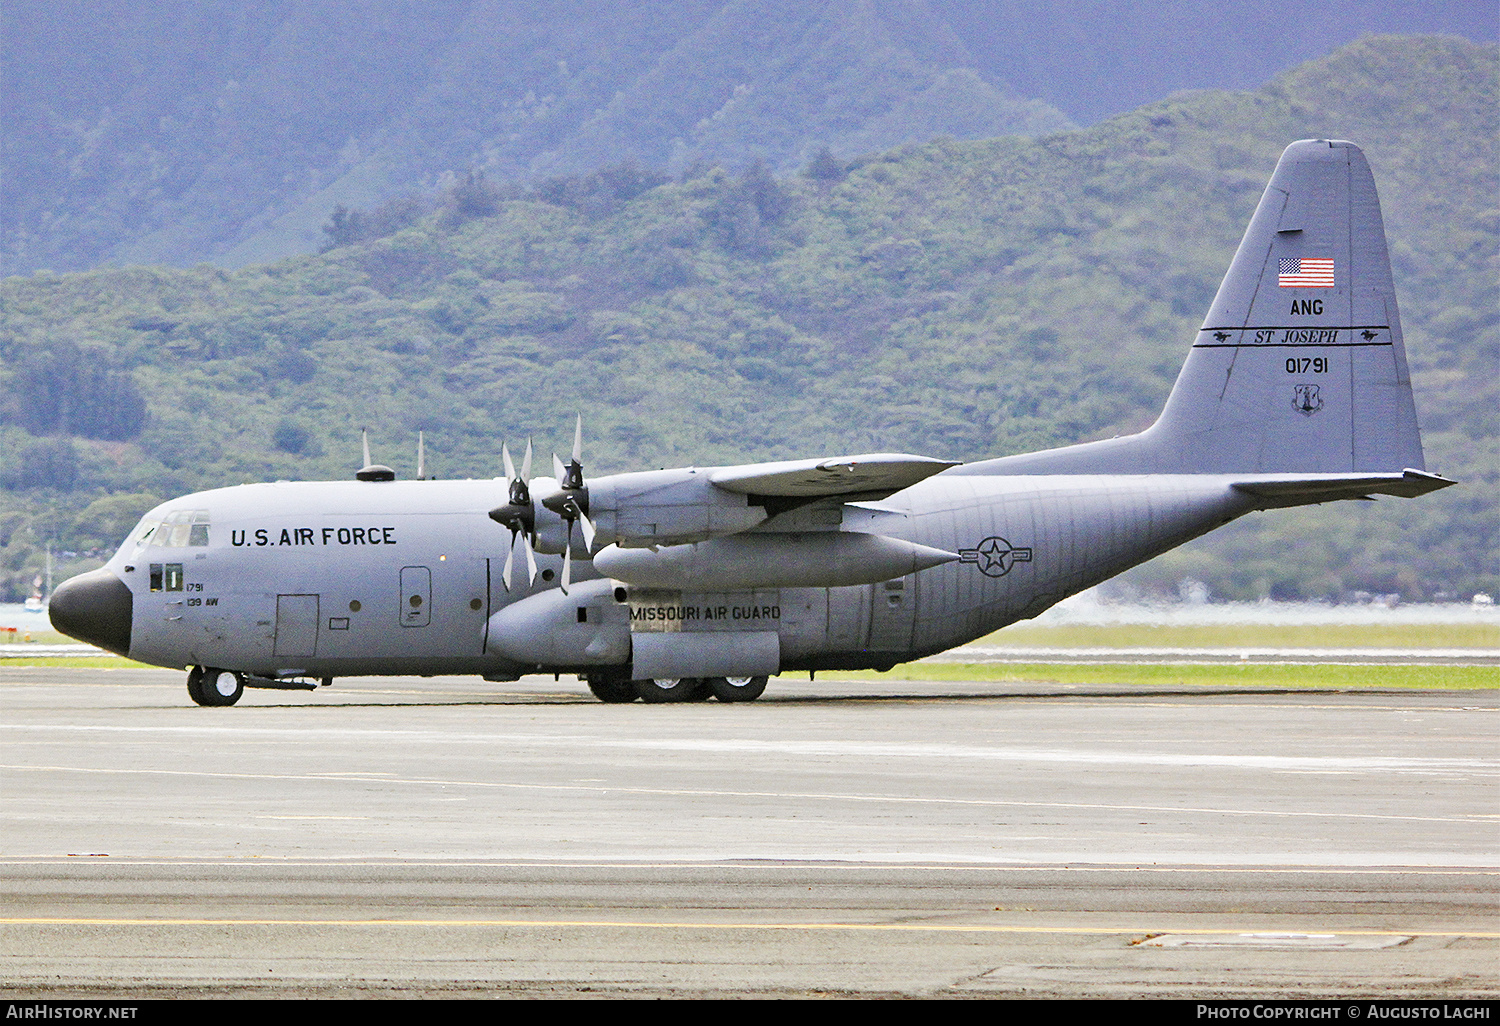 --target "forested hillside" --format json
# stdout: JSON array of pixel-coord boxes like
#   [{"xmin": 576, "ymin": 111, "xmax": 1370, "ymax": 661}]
[
  {"xmin": 0, "ymin": 0, "xmax": 1071, "ymax": 275},
  {"xmin": 0, "ymin": 36, "xmax": 1494, "ymax": 604},
  {"xmin": 4, "ymin": 0, "xmax": 1491, "ymax": 275}
]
